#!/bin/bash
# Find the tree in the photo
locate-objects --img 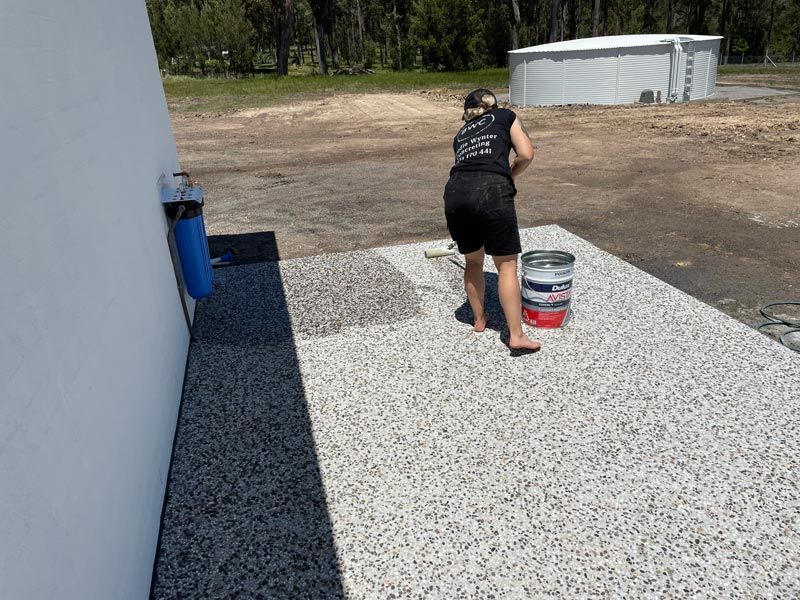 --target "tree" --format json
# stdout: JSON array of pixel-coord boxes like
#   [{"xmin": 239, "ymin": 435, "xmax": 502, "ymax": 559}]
[
  {"xmin": 687, "ymin": 0, "xmax": 711, "ymax": 33},
  {"xmin": 308, "ymin": 0, "xmax": 331, "ymax": 74},
  {"xmin": 411, "ymin": 0, "xmax": 480, "ymax": 70},
  {"xmin": 157, "ymin": 1, "xmax": 203, "ymax": 73},
  {"xmin": 785, "ymin": 0, "xmax": 800, "ymax": 58},
  {"xmin": 719, "ymin": 0, "xmax": 733, "ymax": 62},
  {"xmin": 146, "ymin": 0, "xmax": 800, "ymax": 76},
  {"xmin": 276, "ymin": 0, "xmax": 294, "ymax": 74},
  {"xmin": 549, "ymin": 0, "xmax": 561, "ymax": 42},
  {"xmin": 566, "ymin": 0, "xmax": 577, "ymax": 39},
  {"xmin": 199, "ymin": 0, "xmax": 255, "ymax": 73},
  {"xmin": 764, "ymin": 0, "xmax": 780, "ymax": 61},
  {"xmin": 241, "ymin": 0, "xmax": 273, "ymax": 53},
  {"xmin": 354, "ymin": 0, "xmax": 366, "ymax": 62},
  {"xmin": 390, "ymin": 0, "xmax": 412, "ymax": 69},
  {"xmin": 484, "ymin": 1, "xmax": 512, "ymax": 65},
  {"xmin": 643, "ymin": 0, "xmax": 658, "ymax": 33},
  {"xmin": 510, "ymin": 0, "xmax": 522, "ymax": 48},
  {"xmin": 147, "ymin": 0, "xmax": 170, "ymax": 64},
  {"xmin": 666, "ymin": 0, "xmax": 675, "ymax": 33}
]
